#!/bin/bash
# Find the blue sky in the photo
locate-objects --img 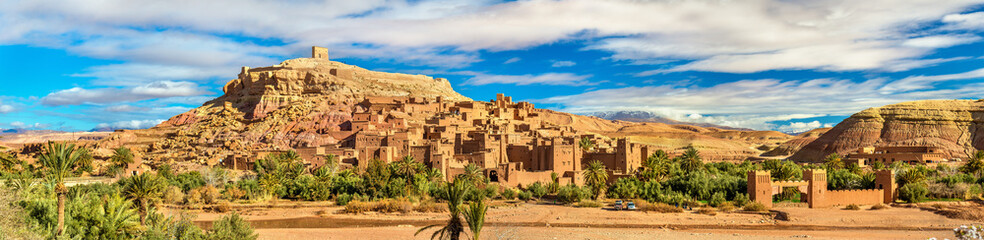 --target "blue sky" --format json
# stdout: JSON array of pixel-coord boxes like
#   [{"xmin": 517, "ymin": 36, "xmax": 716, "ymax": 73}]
[{"xmin": 1, "ymin": 0, "xmax": 984, "ymax": 133}]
